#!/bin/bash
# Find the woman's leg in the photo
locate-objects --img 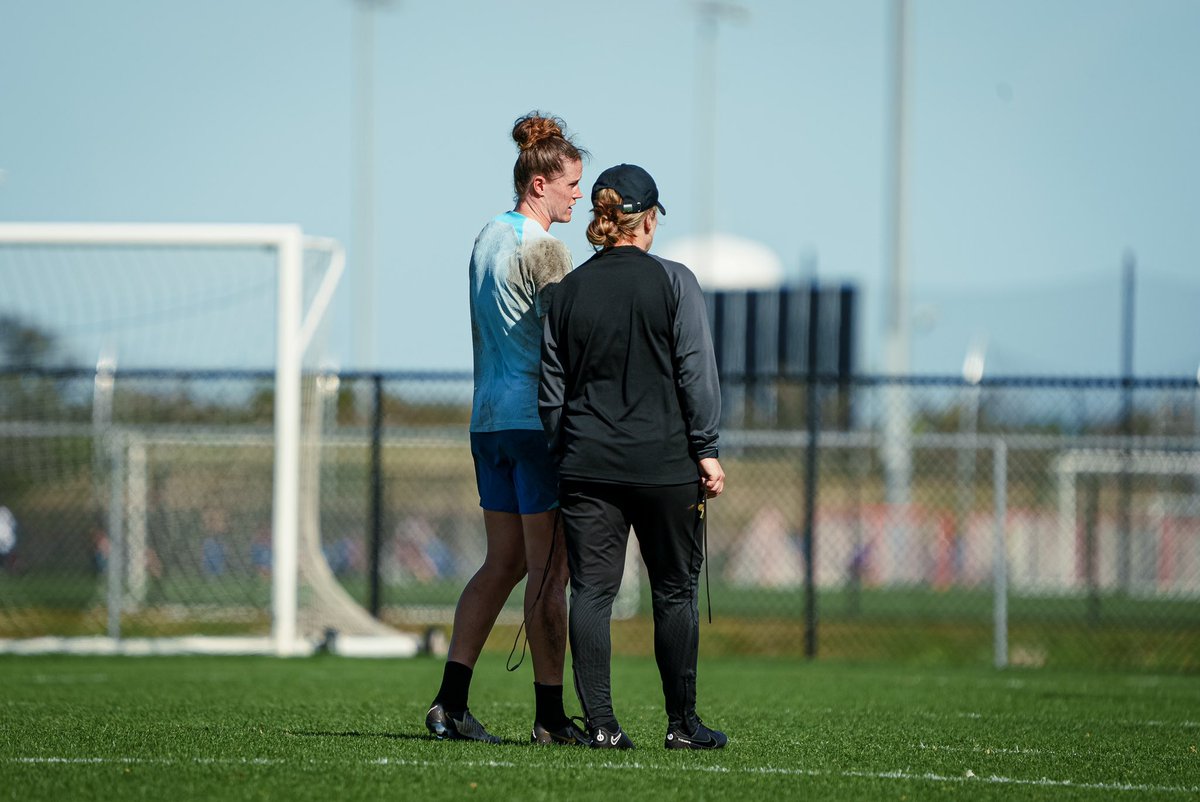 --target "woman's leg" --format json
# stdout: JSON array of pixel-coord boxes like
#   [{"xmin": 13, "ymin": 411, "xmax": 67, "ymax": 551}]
[
  {"xmin": 629, "ymin": 482, "xmax": 705, "ymax": 732},
  {"xmin": 445, "ymin": 510, "xmax": 527, "ymax": 668},
  {"xmin": 560, "ymin": 481, "xmax": 630, "ymax": 730}
]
